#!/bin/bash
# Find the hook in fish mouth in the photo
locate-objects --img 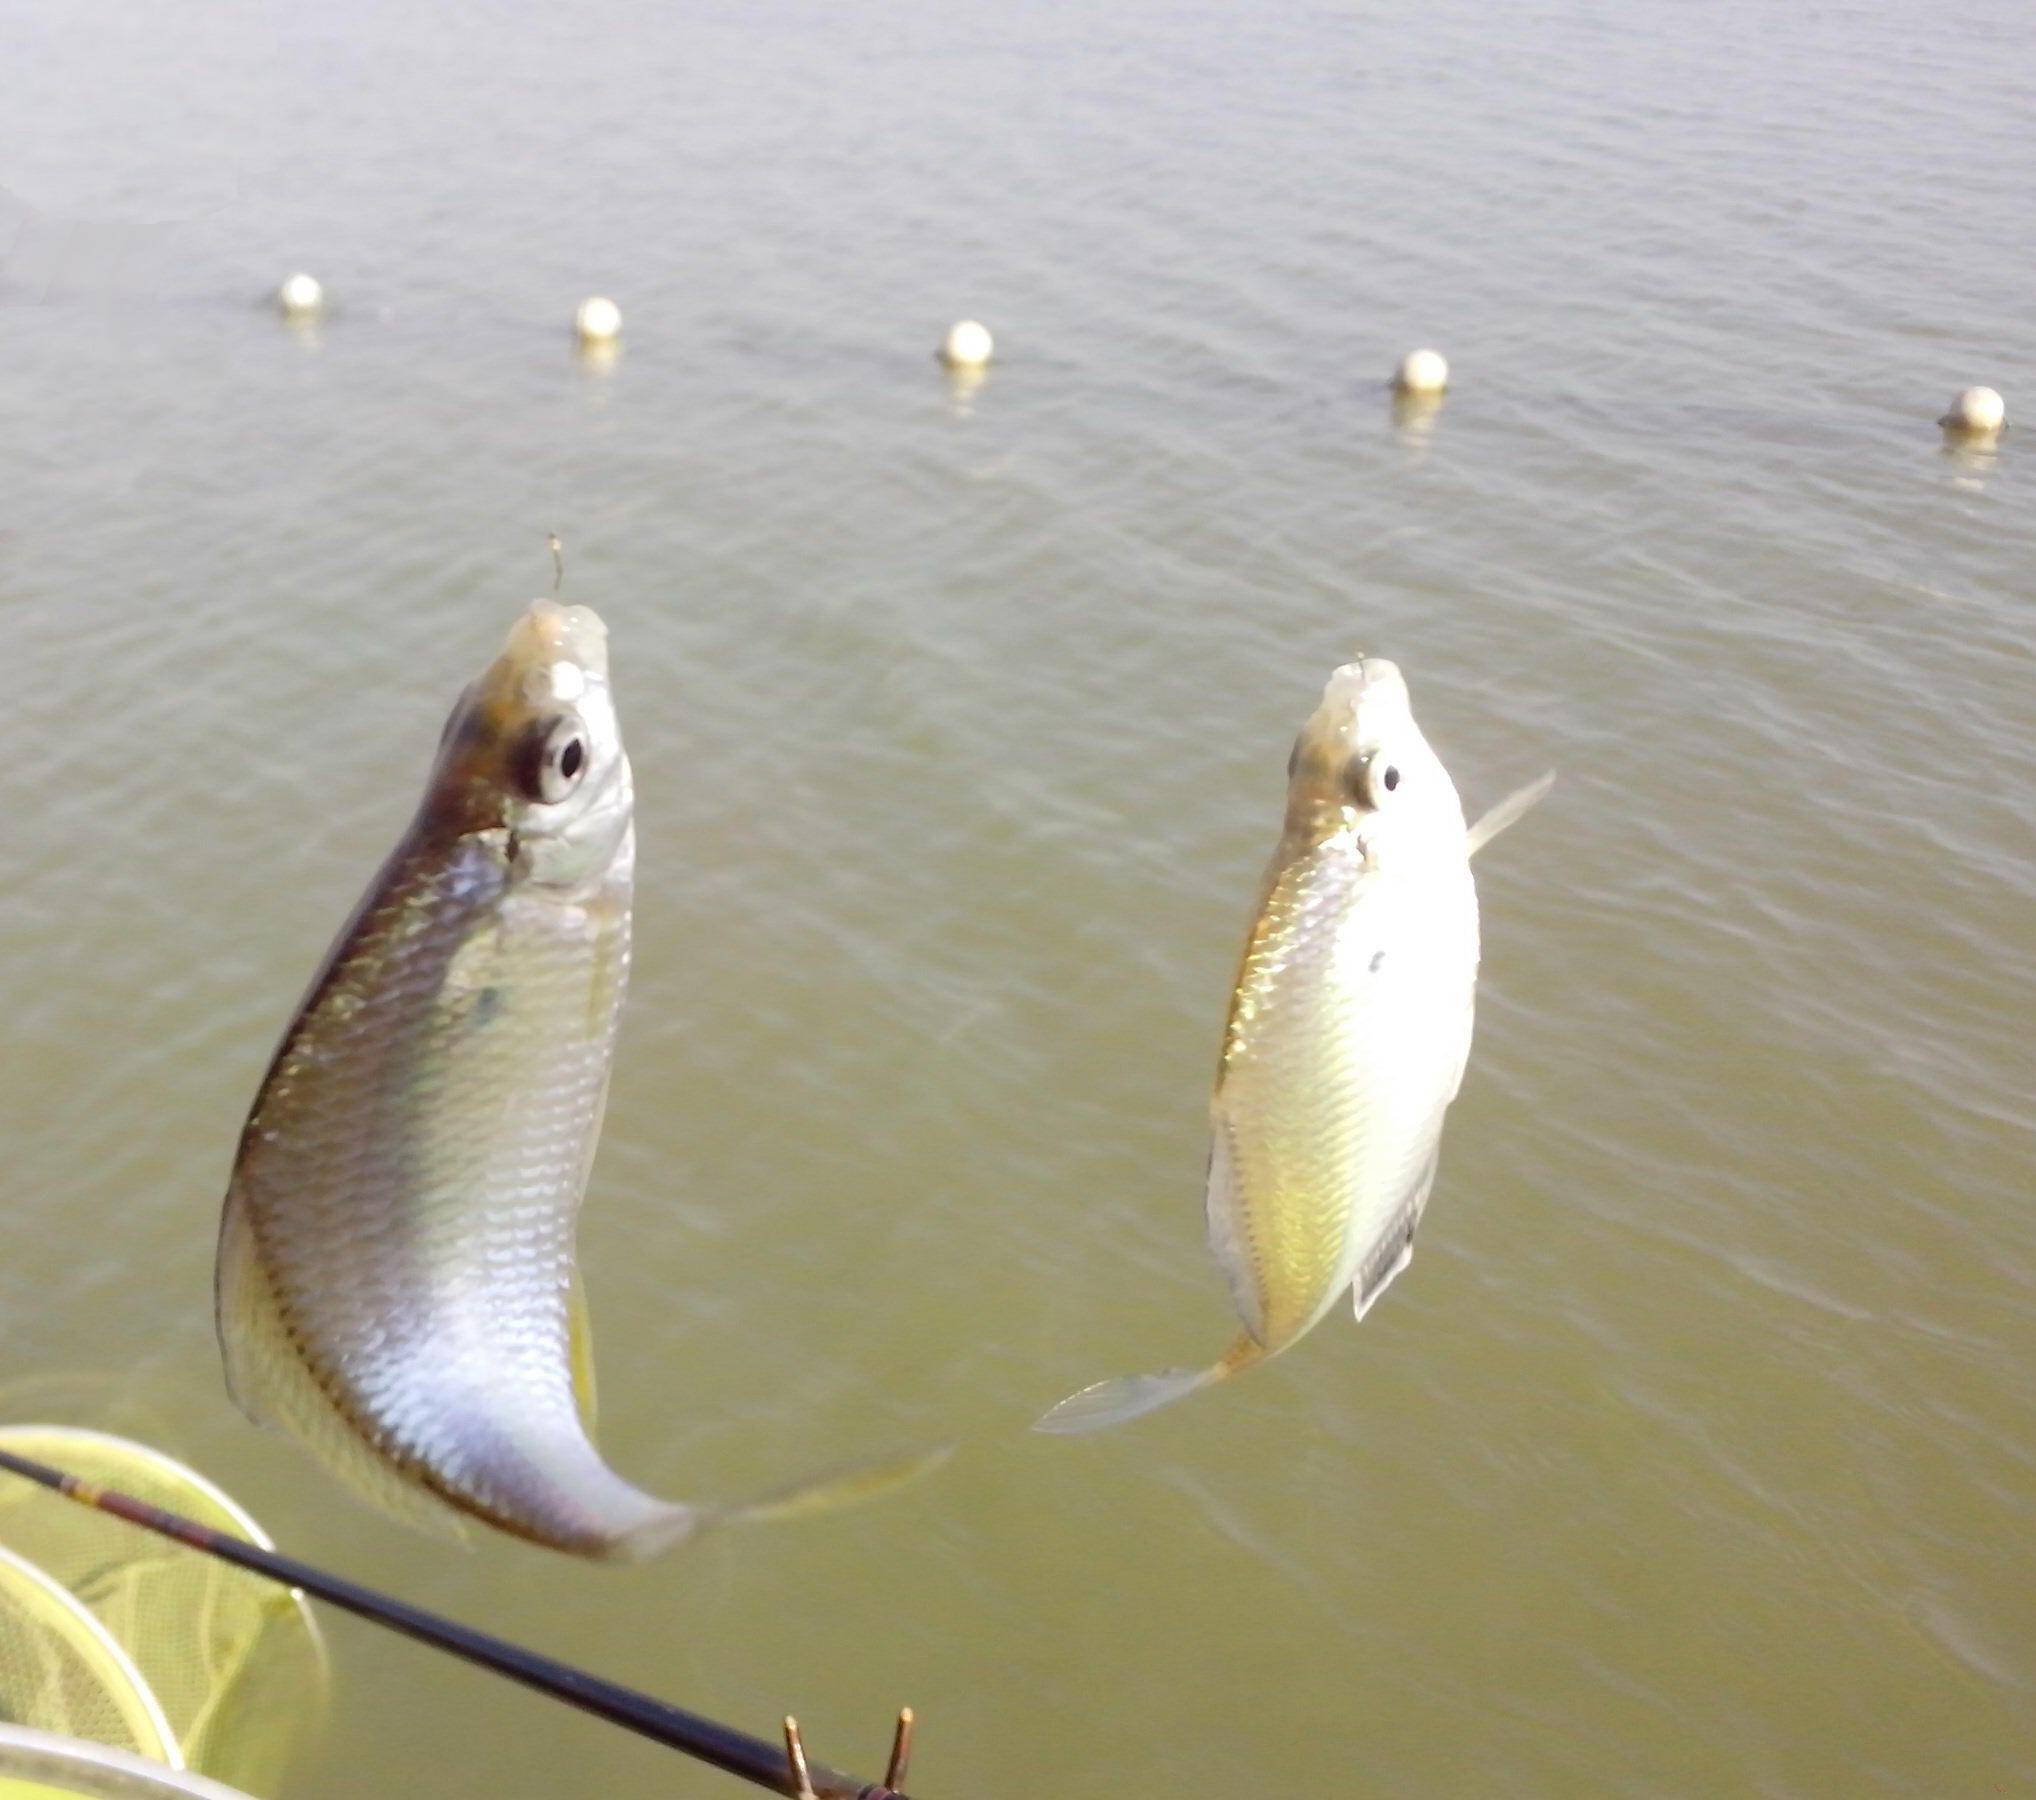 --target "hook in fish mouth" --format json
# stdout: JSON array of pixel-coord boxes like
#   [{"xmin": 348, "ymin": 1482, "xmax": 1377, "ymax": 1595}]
[{"xmin": 1288, "ymin": 658, "xmax": 1410, "ymax": 774}]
